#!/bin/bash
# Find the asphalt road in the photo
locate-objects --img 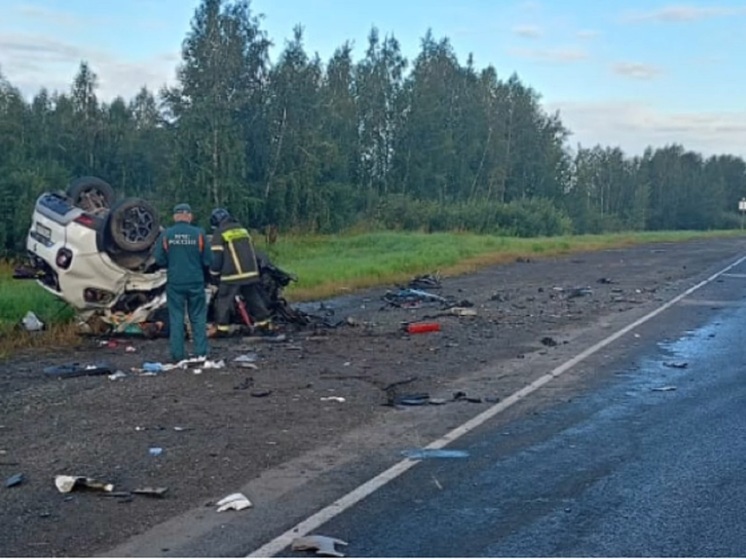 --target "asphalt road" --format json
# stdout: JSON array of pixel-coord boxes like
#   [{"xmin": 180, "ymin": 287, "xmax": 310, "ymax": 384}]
[{"xmin": 264, "ymin": 264, "xmax": 746, "ymax": 557}]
